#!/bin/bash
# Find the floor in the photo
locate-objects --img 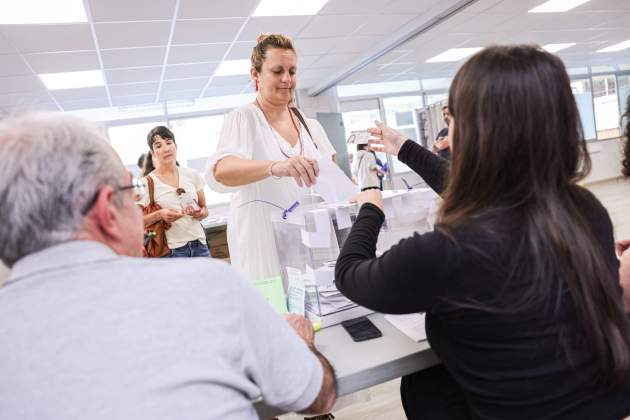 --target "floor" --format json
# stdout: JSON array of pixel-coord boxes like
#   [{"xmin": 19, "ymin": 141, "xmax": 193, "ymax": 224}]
[{"xmin": 281, "ymin": 177, "xmax": 630, "ymax": 420}]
